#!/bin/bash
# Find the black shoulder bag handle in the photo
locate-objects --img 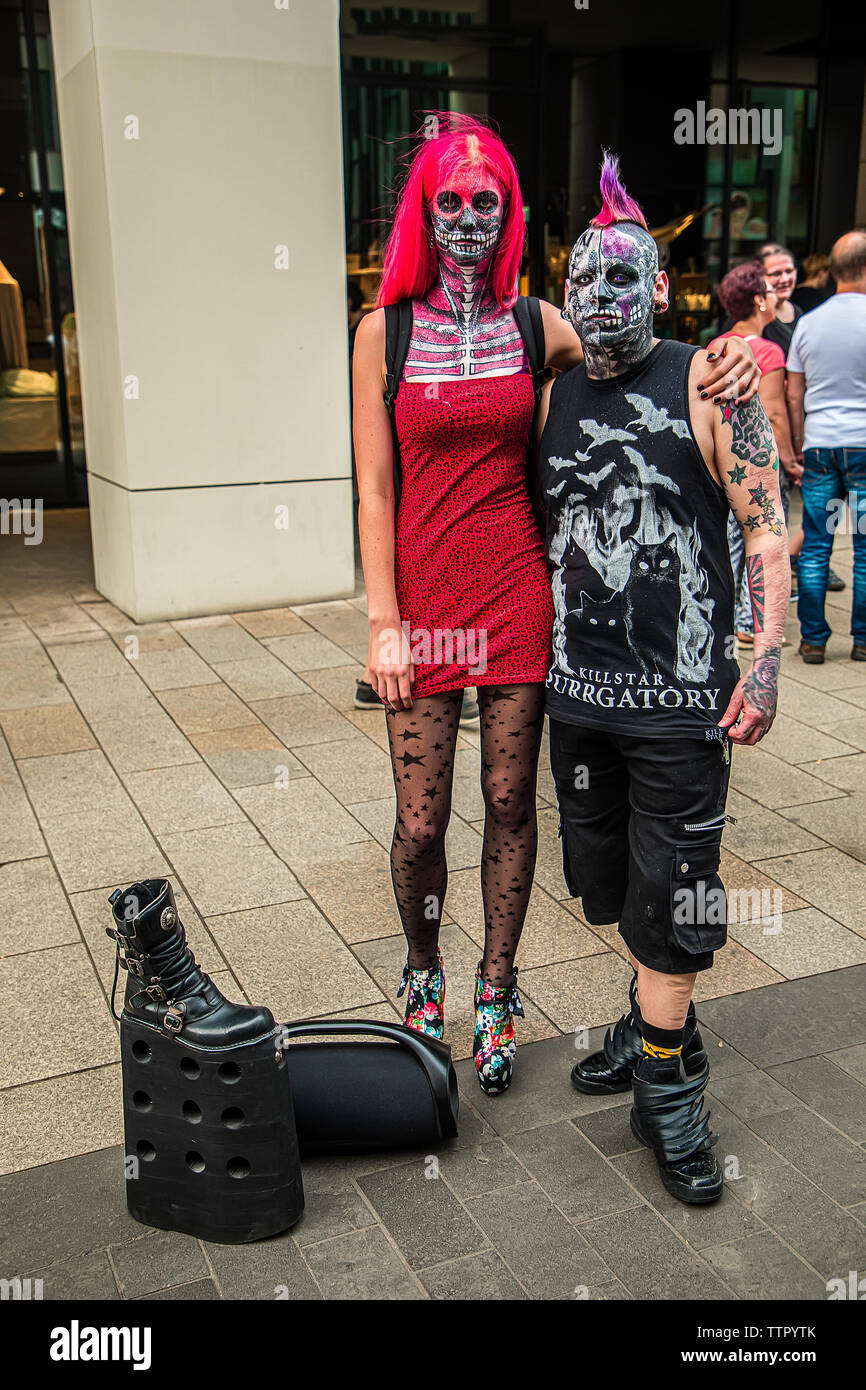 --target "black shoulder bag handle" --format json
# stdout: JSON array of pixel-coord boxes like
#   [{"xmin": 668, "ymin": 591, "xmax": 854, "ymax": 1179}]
[{"xmin": 383, "ymin": 299, "xmax": 414, "ymax": 518}]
